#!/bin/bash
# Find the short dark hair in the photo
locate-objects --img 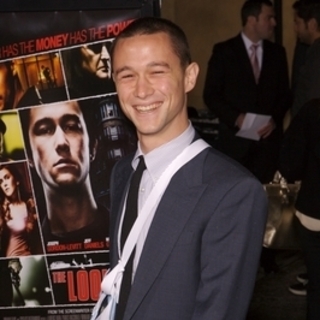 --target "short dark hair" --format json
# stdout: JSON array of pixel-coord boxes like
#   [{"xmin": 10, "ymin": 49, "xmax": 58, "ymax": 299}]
[
  {"xmin": 110, "ymin": 16, "xmax": 192, "ymax": 68},
  {"xmin": 294, "ymin": 1, "xmax": 320, "ymax": 27},
  {"xmin": 241, "ymin": 0, "xmax": 273, "ymax": 26}
]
